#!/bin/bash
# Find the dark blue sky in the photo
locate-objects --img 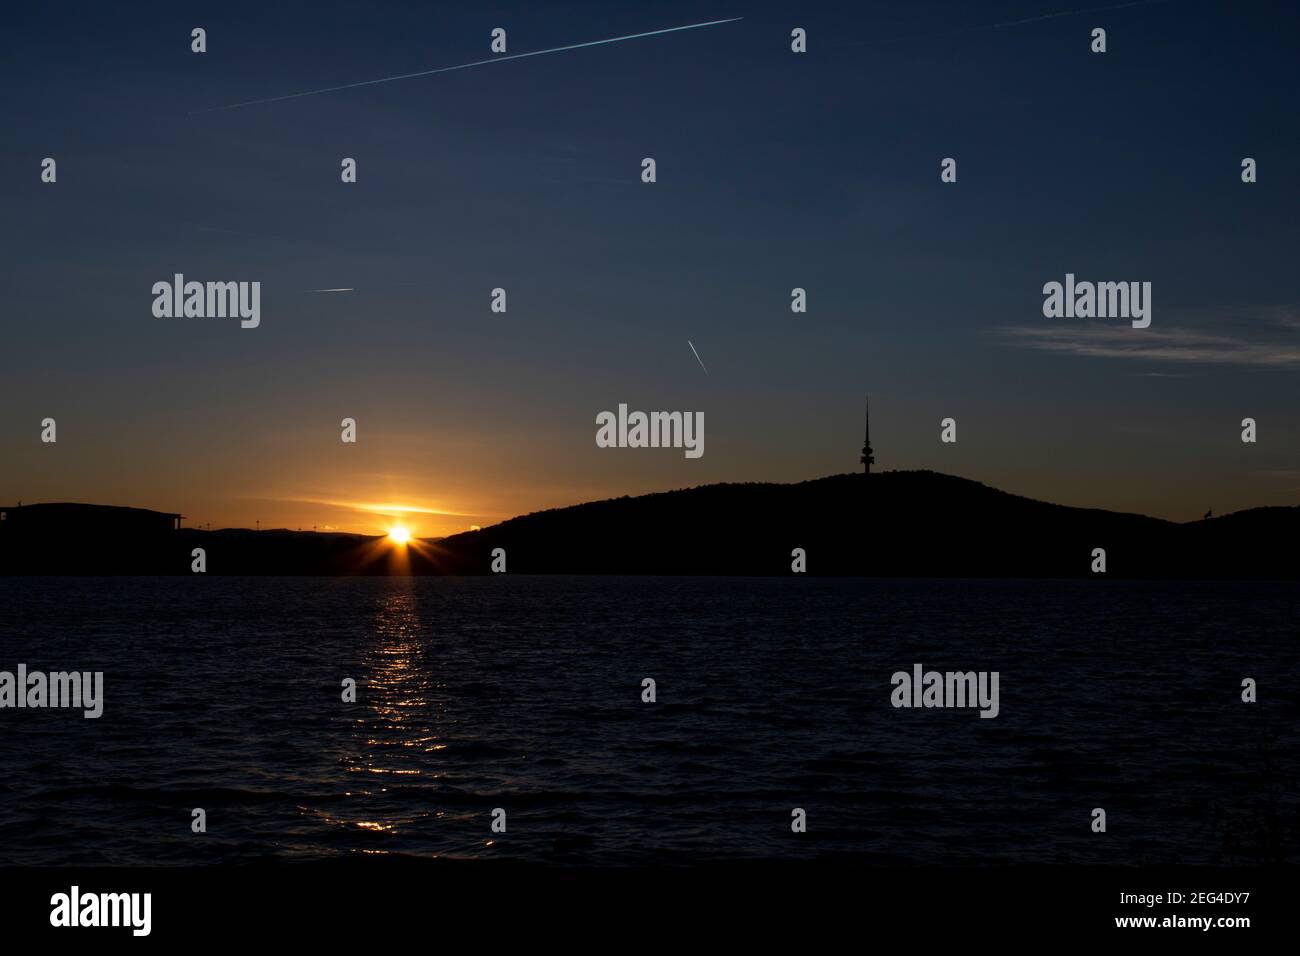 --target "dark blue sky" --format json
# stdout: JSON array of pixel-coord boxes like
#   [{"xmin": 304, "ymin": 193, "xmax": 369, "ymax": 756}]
[{"xmin": 2, "ymin": 1, "xmax": 1297, "ymax": 532}]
